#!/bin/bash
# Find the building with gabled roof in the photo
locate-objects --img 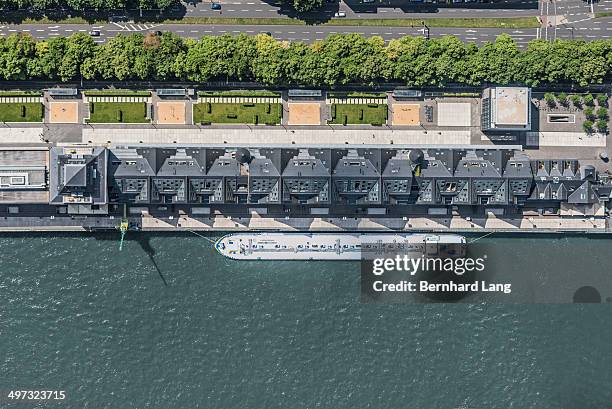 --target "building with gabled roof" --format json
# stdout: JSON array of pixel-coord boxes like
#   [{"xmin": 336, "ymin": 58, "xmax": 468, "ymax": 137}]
[
  {"xmin": 331, "ymin": 149, "xmax": 381, "ymax": 205},
  {"xmin": 381, "ymin": 150, "xmax": 413, "ymax": 205},
  {"xmin": 281, "ymin": 149, "xmax": 331, "ymax": 204},
  {"xmin": 41, "ymin": 145, "xmax": 611, "ymax": 219},
  {"xmin": 109, "ymin": 147, "xmax": 156, "ymax": 204},
  {"xmin": 49, "ymin": 146, "xmax": 107, "ymax": 209},
  {"xmin": 151, "ymin": 148, "xmax": 206, "ymax": 204},
  {"xmin": 504, "ymin": 151, "xmax": 533, "ymax": 205}
]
